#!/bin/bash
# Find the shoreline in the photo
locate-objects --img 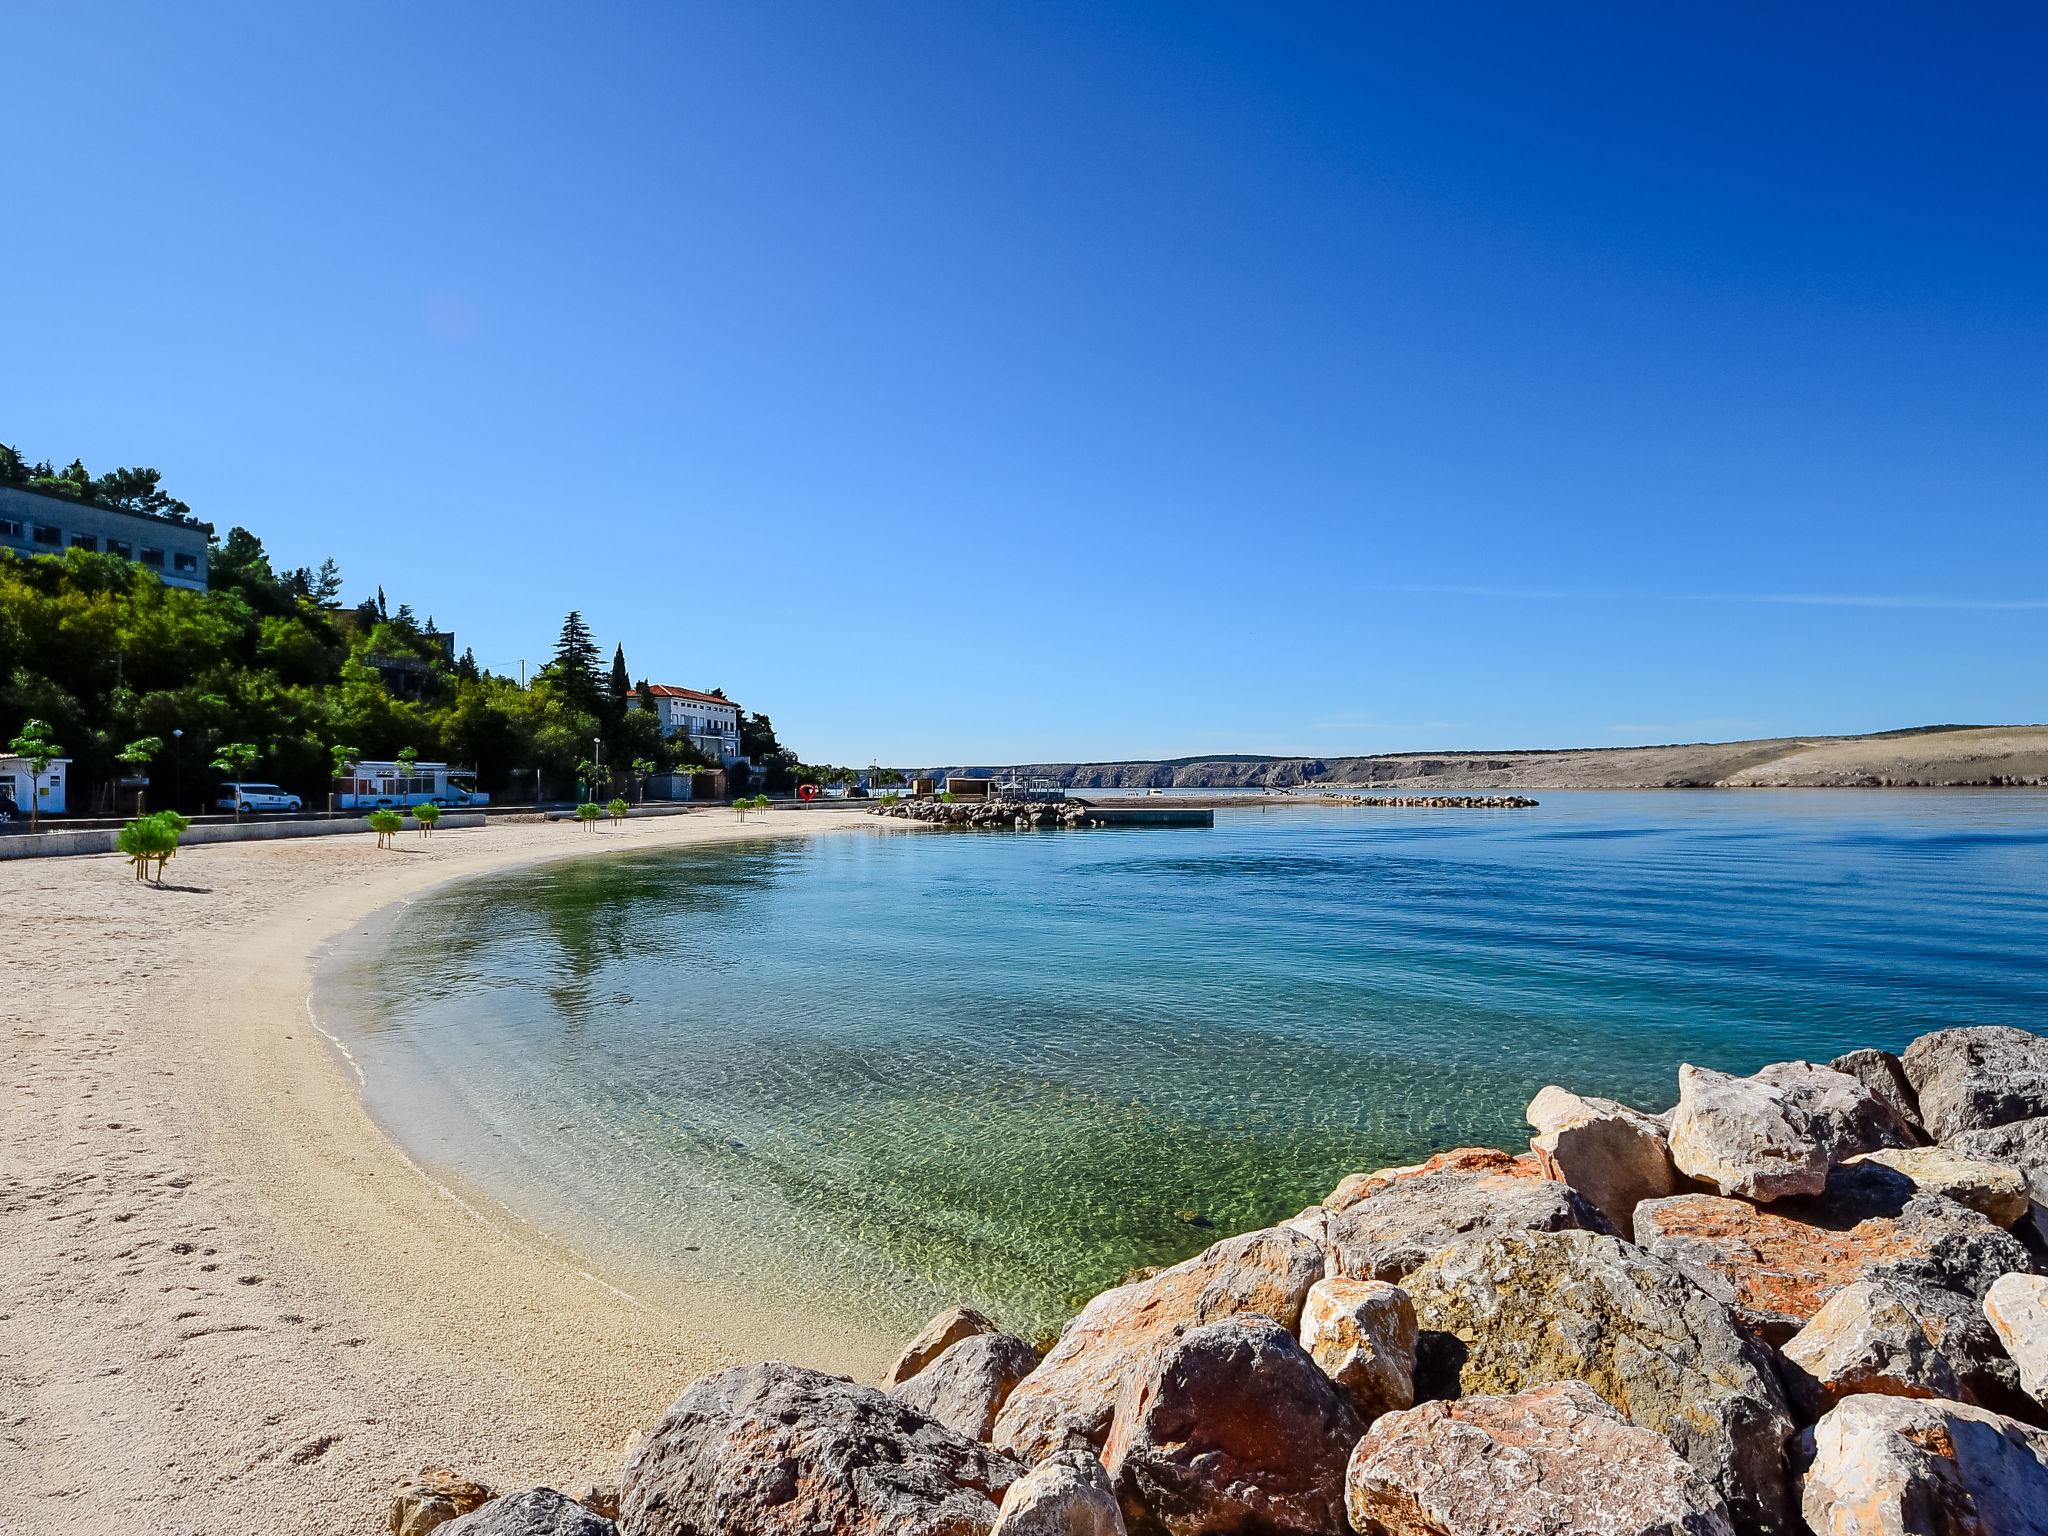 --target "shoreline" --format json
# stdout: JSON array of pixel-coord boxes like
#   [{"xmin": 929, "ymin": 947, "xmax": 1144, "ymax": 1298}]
[{"xmin": 0, "ymin": 807, "xmax": 900, "ymax": 1535}]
